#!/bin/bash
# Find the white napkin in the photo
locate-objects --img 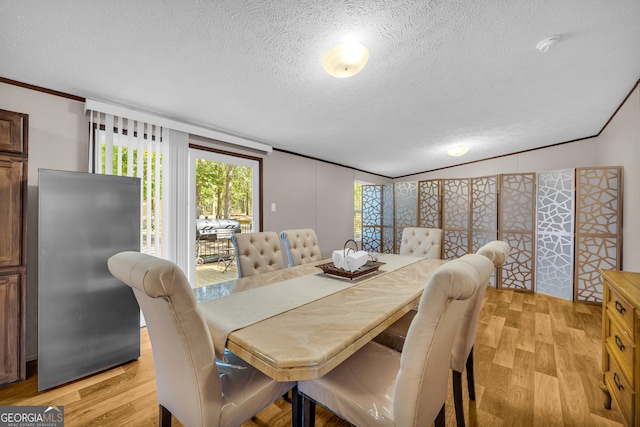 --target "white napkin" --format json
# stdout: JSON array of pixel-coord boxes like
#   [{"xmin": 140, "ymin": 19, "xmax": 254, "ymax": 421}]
[
  {"xmin": 344, "ymin": 250, "xmax": 368, "ymax": 272},
  {"xmin": 332, "ymin": 250, "xmax": 346, "ymax": 269}
]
